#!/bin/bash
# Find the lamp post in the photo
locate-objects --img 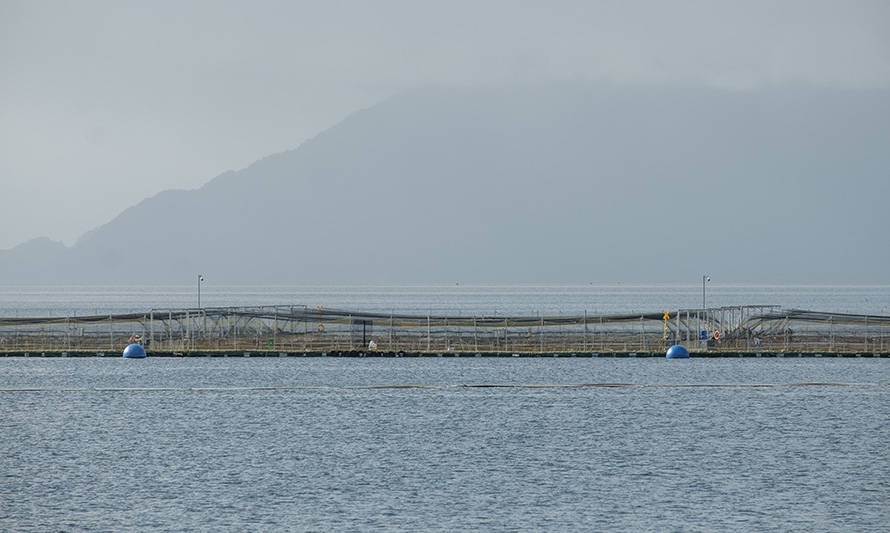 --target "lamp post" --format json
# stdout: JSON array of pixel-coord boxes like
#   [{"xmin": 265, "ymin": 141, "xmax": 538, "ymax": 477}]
[
  {"xmin": 700, "ymin": 274, "xmax": 711, "ymax": 342},
  {"xmin": 702, "ymin": 274, "xmax": 710, "ymax": 309},
  {"xmin": 197, "ymin": 274, "xmax": 205, "ymax": 308}
]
